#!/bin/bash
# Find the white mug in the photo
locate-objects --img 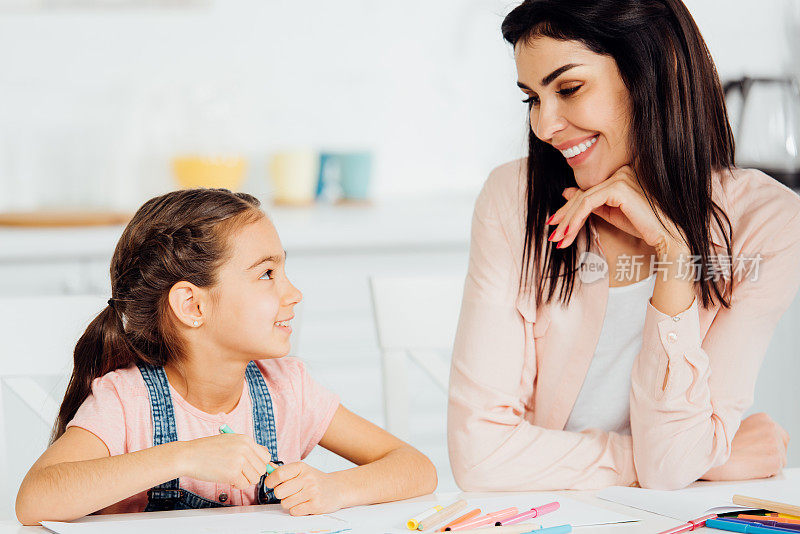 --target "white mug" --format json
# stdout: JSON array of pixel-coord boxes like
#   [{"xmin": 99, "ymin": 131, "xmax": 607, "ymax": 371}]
[{"xmin": 268, "ymin": 149, "xmax": 319, "ymax": 206}]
